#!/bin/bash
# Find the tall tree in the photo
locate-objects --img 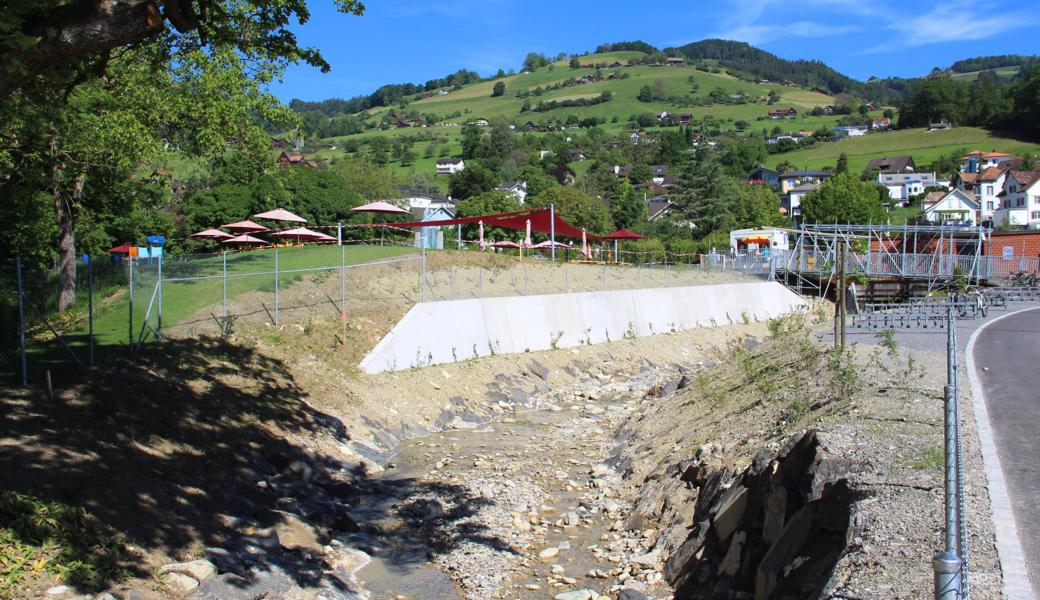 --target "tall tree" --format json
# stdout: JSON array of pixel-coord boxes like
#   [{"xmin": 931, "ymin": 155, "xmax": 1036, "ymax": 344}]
[
  {"xmin": 610, "ymin": 182, "xmax": 647, "ymax": 229},
  {"xmin": 800, "ymin": 172, "xmax": 886, "ymax": 224},
  {"xmin": 526, "ymin": 187, "xmax": 612, "ymax": 234}
]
